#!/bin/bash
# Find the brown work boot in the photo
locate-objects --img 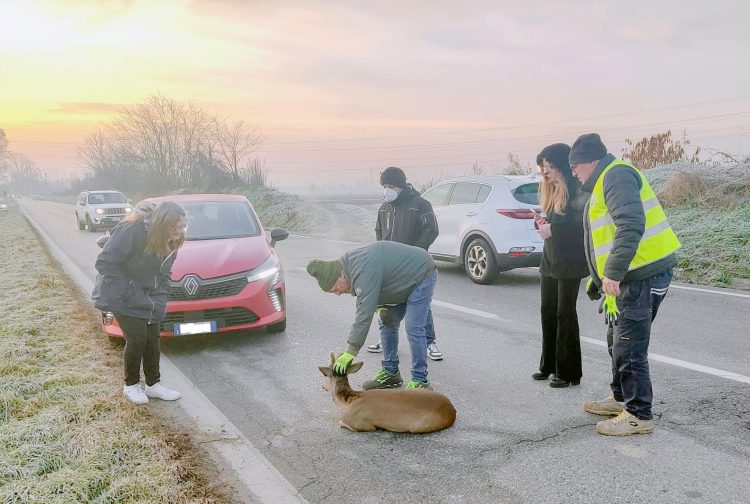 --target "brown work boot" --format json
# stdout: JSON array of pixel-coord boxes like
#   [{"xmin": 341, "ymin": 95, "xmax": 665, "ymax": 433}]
[
  {"xmin": 583, "ymin": 396, "xmax": 624, "ymax": 416},
  {"xmin": 596, "ymin": 410, "xmax": 654, "ymax": 436}
]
